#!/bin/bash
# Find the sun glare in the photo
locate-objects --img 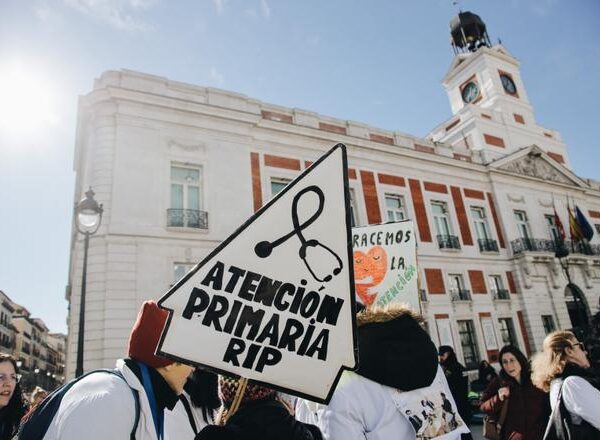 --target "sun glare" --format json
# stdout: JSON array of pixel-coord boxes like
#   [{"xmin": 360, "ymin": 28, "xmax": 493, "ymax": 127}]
[{"xmin": 0, "ymin": 63, "xmax": 60, "ymax": 134}]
